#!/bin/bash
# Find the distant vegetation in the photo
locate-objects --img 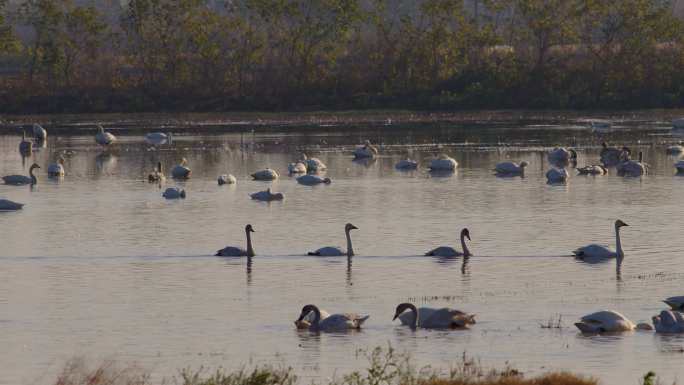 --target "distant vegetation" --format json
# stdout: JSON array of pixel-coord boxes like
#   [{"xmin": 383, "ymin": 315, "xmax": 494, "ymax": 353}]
[{"xmin": 1, "ymin": 0, "xmax": 684, "ymax": 113}]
